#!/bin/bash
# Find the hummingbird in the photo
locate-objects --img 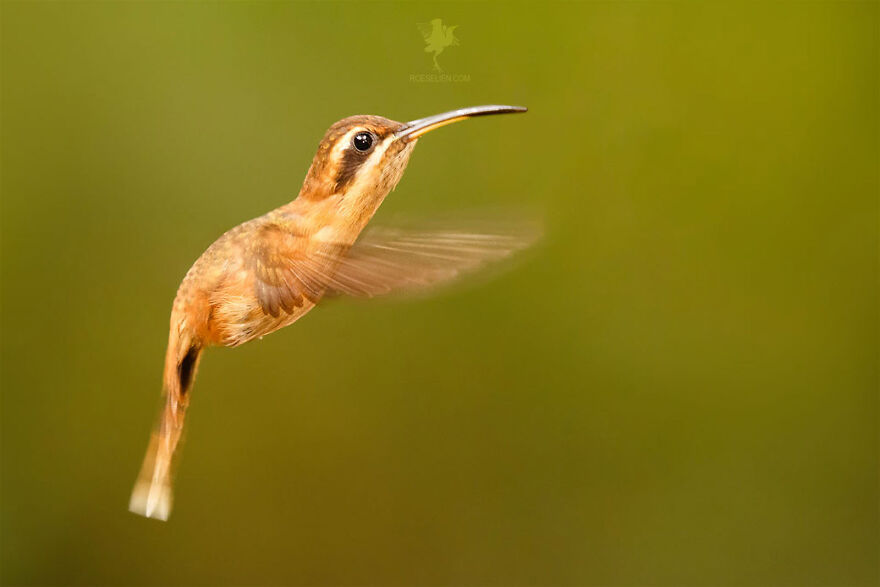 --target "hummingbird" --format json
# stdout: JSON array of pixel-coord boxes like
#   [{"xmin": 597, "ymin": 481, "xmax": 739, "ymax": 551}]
[{"xmin": 129, "ymin": 105, "xmax": 535, "ymax": 521}]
